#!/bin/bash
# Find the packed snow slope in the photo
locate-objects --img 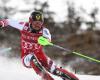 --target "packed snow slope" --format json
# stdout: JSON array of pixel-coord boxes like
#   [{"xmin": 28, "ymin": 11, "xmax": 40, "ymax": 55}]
[{"xmin": 0, "ymin": 56, "xmax": 100, "ymax": 80}]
